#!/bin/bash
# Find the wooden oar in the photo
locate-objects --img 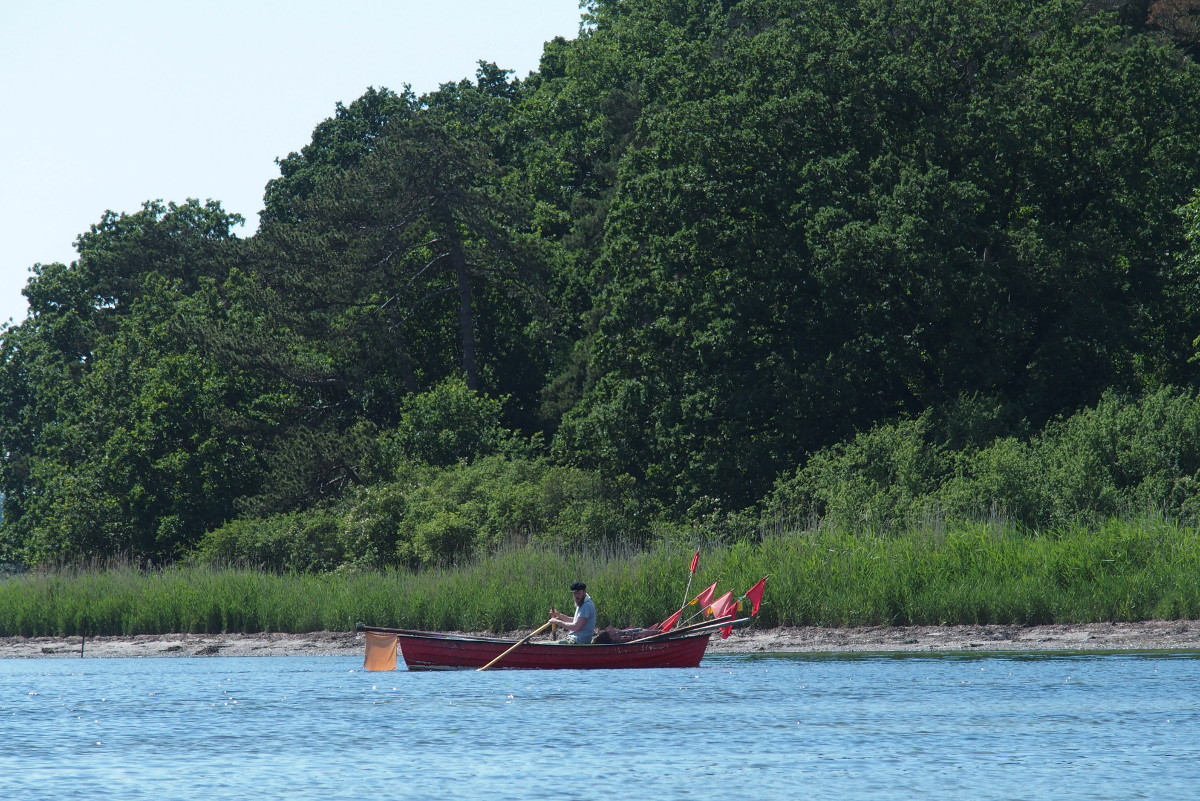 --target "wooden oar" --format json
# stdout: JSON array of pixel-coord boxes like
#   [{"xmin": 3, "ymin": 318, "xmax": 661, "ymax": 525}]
[
  {"xmin": 356, "ymin": 622, "xmax": 441, "ymax": 637},
  {"xmin": 627, "ymin": 615, "xmax": 730, "ymax": 642},
  {"xmin": 629, "ymin": 614, "xmax": 742, "ymax": 644},
  {"xmin": 476, "ymin": 621, "xmax": 553, "ymax": 671}
]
